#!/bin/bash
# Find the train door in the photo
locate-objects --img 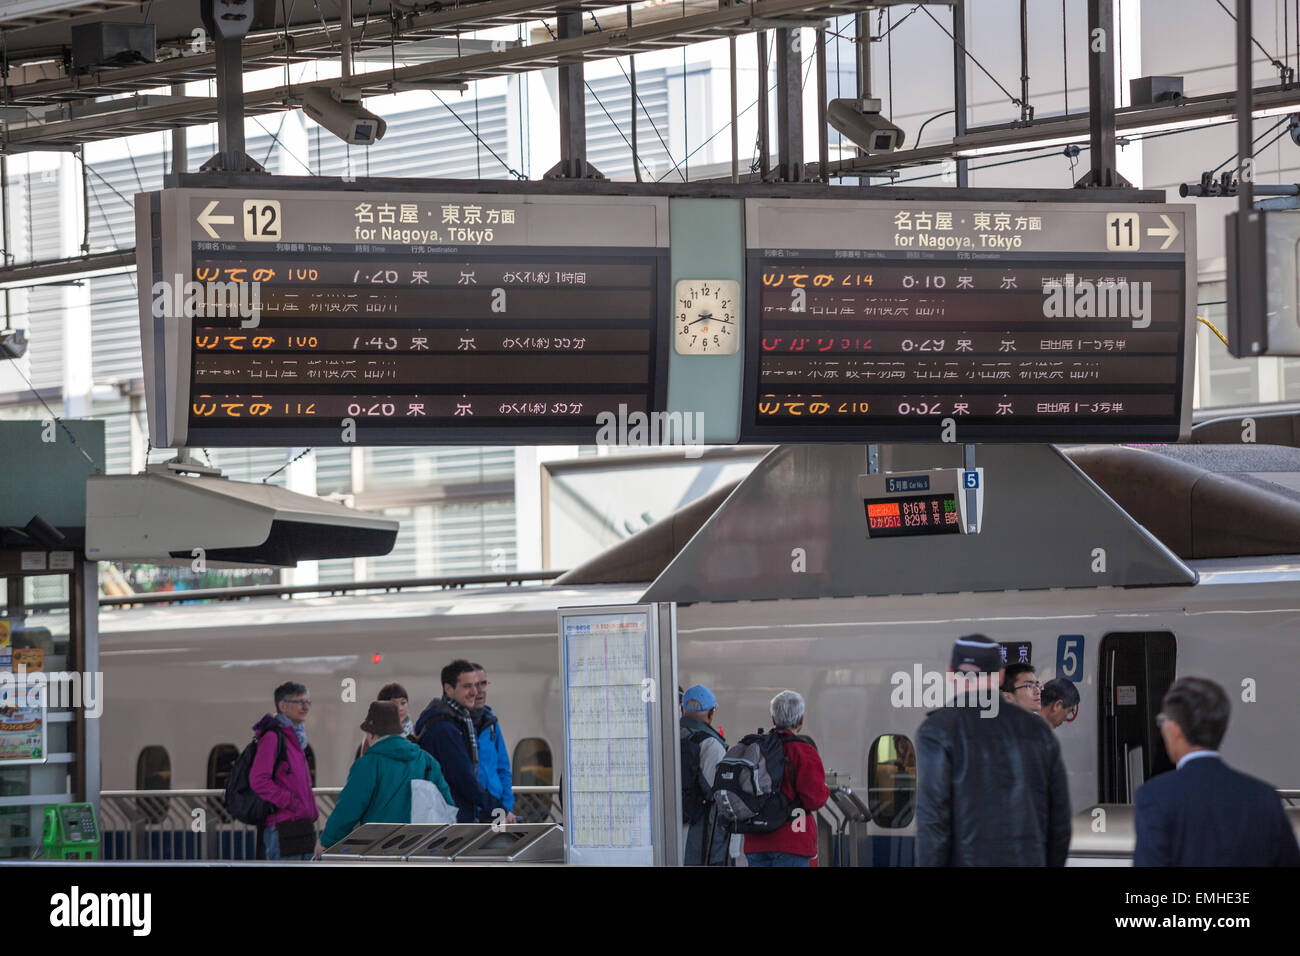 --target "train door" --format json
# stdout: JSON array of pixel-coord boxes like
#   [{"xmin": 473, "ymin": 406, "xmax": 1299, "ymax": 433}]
[{"xmin": 1098, "ymin": 632, "xmax": 1176, "ymax": 803}]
